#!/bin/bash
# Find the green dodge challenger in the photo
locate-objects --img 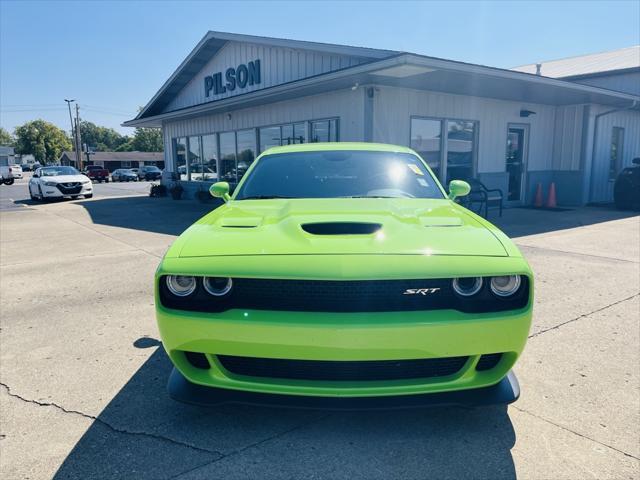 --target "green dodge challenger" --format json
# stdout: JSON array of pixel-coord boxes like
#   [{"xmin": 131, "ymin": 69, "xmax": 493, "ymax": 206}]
[{"xmin": 156, "ymin": 143, "xmax": 533, "ymax": 407}]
